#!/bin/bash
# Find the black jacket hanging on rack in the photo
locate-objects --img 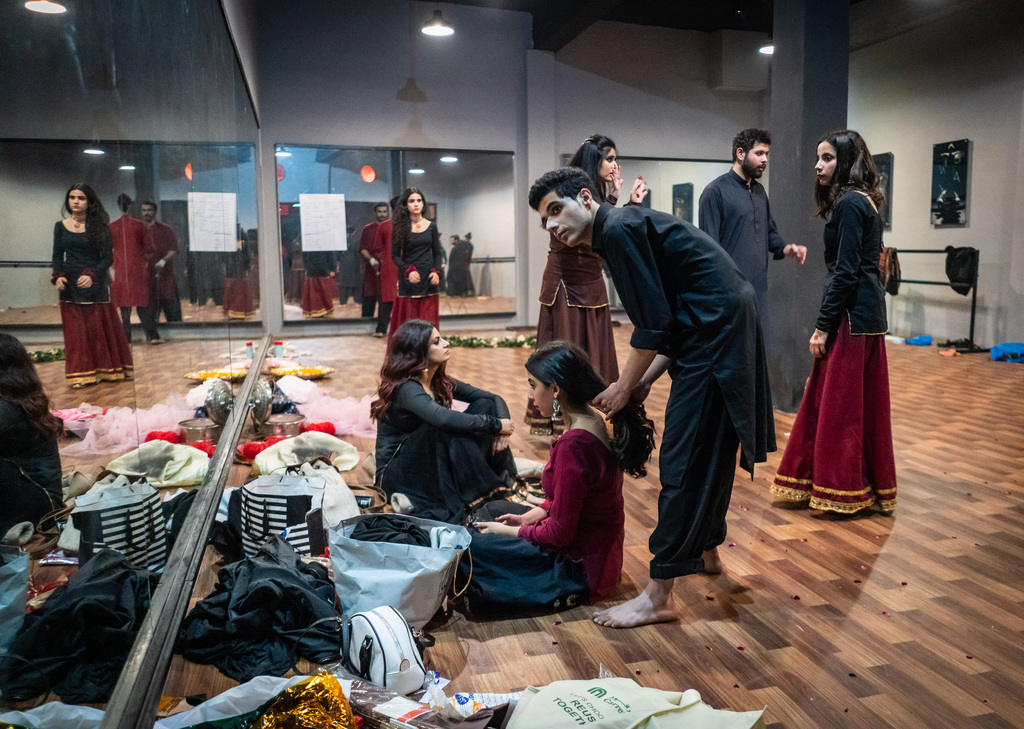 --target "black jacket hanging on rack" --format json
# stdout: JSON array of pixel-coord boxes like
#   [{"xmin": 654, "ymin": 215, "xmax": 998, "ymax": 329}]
[{"xmin": 944, "ymin": 246, "xmax": 978, "ymax": 295}]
